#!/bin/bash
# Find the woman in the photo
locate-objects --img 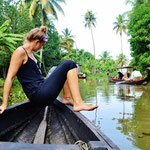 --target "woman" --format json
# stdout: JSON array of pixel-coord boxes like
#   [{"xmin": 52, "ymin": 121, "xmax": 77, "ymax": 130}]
[{"xmin": 0, "ymin": 26, "xmax": 98, "ymax": 114}]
